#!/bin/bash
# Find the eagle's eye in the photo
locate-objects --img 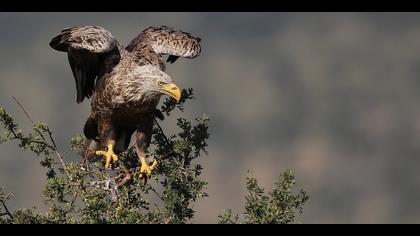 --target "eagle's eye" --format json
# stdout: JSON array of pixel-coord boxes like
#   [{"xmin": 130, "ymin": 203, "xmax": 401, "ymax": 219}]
[{"xmin": 158, "ymin": 81, "xmax": 166, "ymax": 86}]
